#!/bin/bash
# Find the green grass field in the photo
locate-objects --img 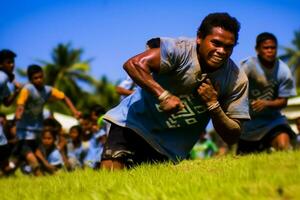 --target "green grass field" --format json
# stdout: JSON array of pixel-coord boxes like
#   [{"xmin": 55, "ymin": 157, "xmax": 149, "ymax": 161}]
[{"xmin": 1, "ymin": 151, "xmax": 300, "ymax": 200}]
